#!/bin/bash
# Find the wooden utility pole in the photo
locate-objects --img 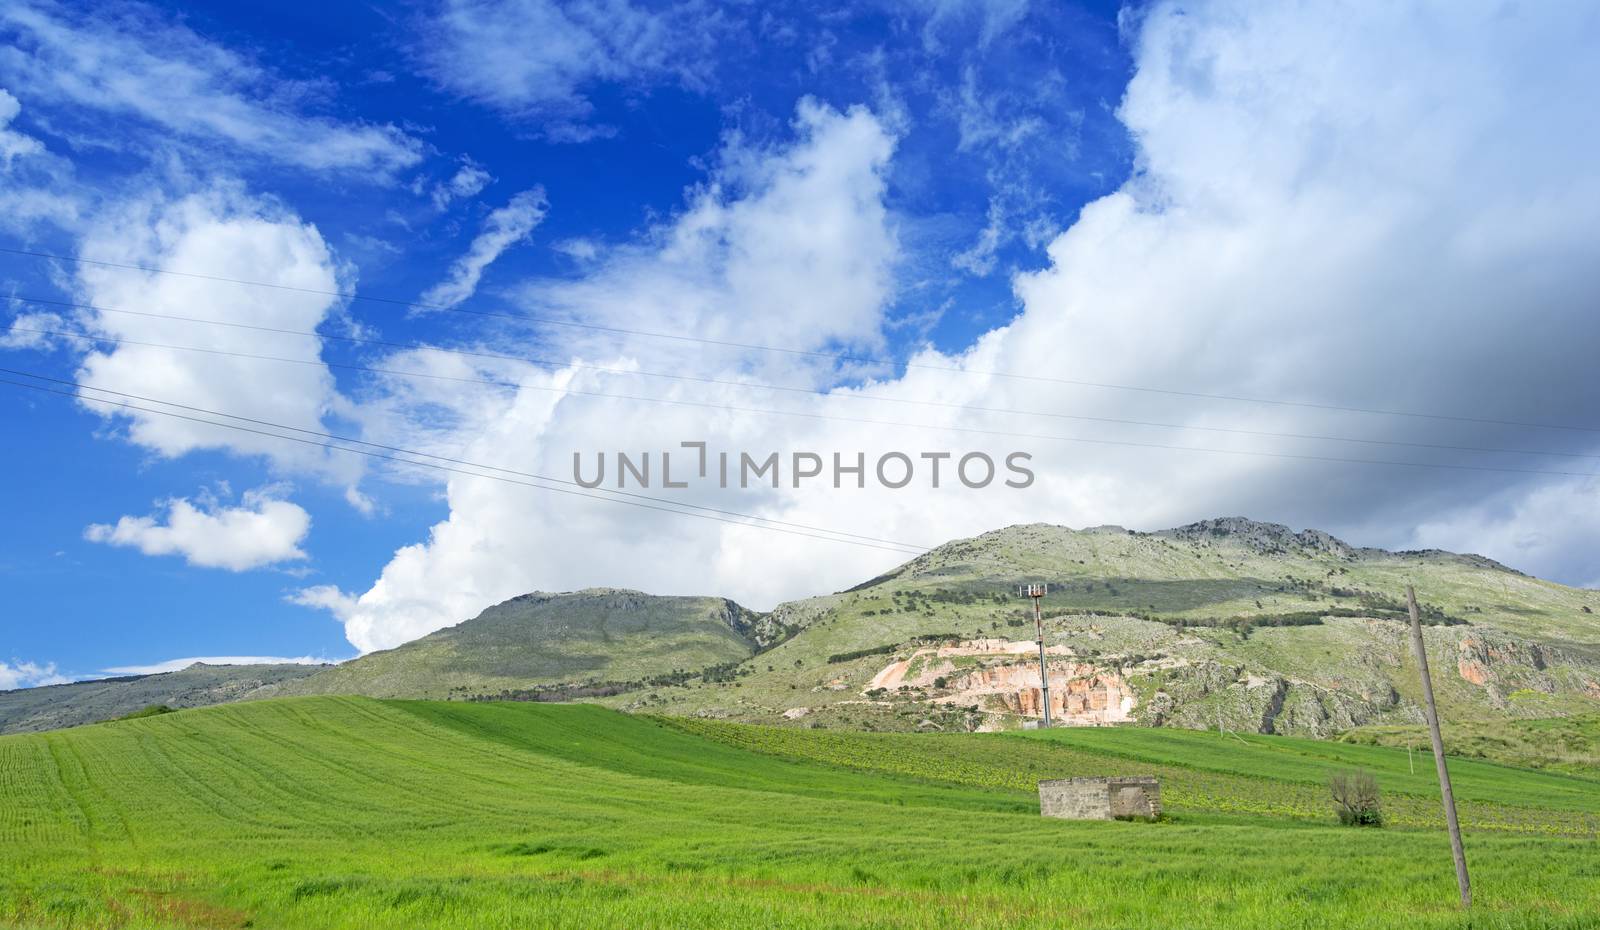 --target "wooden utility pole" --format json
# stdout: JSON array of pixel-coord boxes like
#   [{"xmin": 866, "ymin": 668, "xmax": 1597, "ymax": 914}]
[{"xmin": 1406, "ymin": 585, "xmax": 1471, "ymax": 908}]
